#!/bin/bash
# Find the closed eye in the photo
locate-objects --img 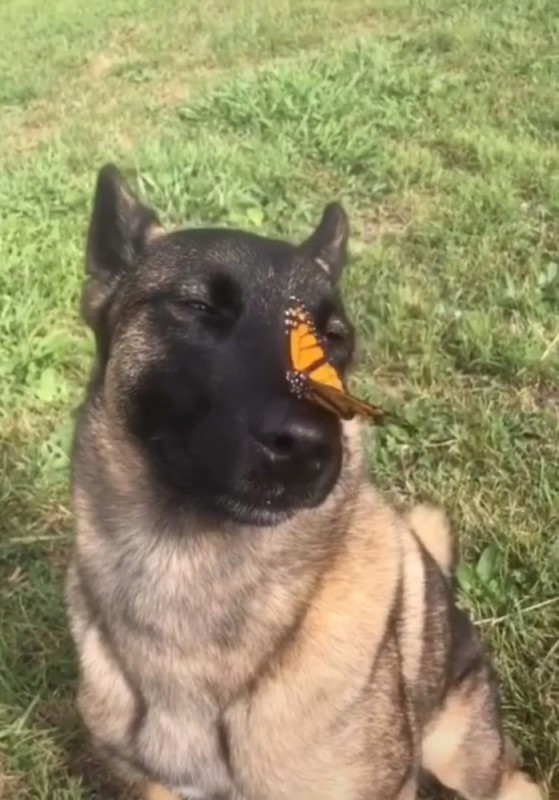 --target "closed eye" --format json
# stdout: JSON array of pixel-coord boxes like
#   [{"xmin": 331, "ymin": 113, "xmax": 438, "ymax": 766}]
[
  {"xmin": 165, "ymin": 274, "xmax": 242, "ymax": 322},
  {"xmin": 325, "ymin": 326, "xmax": 347, "ymax": 344},
  {"xmin": 324, "ymin": 319, "xmax": 350, "ymax": 346},
  {"xmin": 162, "ymin": 294, "xmax": 240, "ymax": 335},
  {"xmin": 323, "ymin": 319, "xmax": 354, "ymax": 366},
  {"xmin": 166, "ymin": 297, "xmax": 217, "ymax": 316},
  {"xmin": 315, "ymin": 299, "xmax": 351, "ymax": 347},
  {"xmin": 184, "ymin": 299, "xmax": 216, "ymax": 314}
]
